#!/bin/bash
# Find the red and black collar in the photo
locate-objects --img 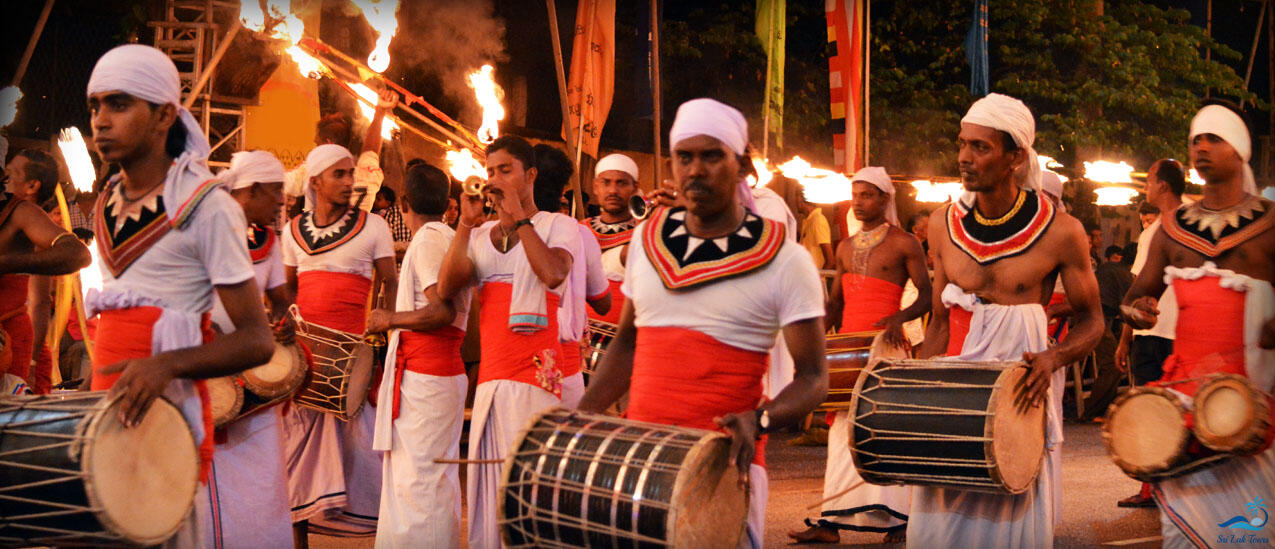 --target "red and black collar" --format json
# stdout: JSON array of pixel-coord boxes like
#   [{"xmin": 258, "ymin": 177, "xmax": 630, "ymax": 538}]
[
  {"xmin": 584, "ymin": 216, "xmax": 637, "ymax": 249},
  {"xmin": 1161, "ymin": 196, "xmax": 1274, "ymax": 258},
  {"xmin": 247, "ymin": 224, "xmax": 276, "ymax": 264},
  {"xmin": 94, "ymin": 179, "xmax": 172, "ymax": 277},
  {"xmin": 289, "ymin": 208, "xmax": 368, "ymax": 255},
  {"xmin": 642, "ymin": 206, "xmax": 785, "ymax": 290},
  {"xmin": 947, "ymin": 189, "xmax": 1055, "ymax": 265}
]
